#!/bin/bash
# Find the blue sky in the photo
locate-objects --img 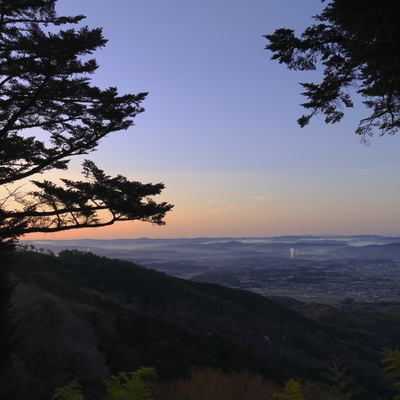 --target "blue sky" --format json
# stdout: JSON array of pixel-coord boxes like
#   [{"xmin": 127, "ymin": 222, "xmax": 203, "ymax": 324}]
[{"xmin": 28, "ymin": 0, "xmax": 400, "ymax": 239}]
